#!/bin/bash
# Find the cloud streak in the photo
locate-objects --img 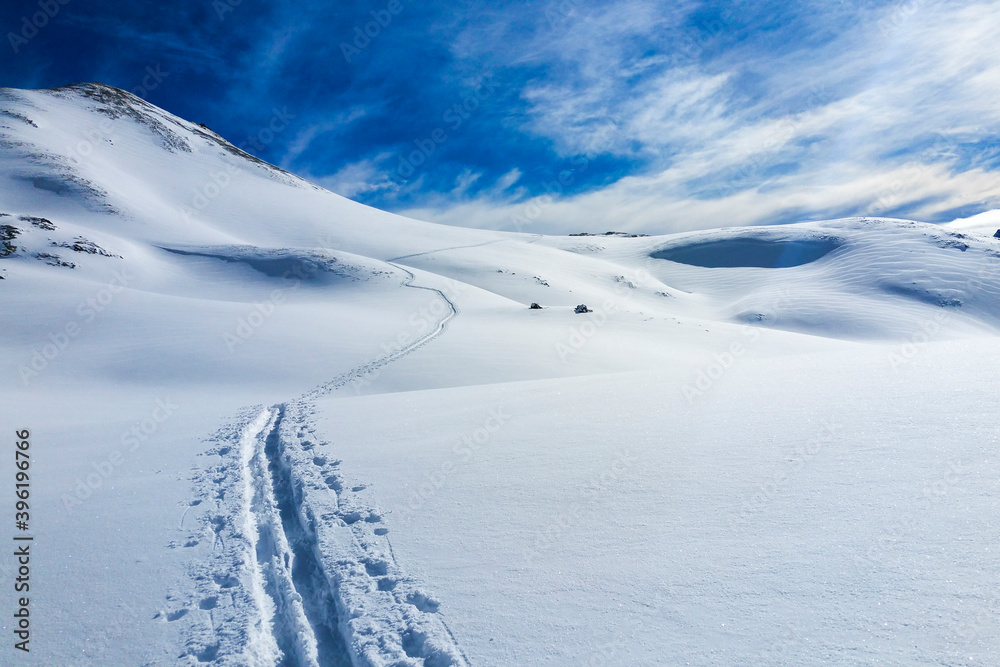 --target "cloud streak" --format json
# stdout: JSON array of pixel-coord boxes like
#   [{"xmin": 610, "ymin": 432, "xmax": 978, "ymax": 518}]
[
  {"xmin": 397, "ymin": 0, "xmax": 1000, "ymax": 233},
  {"xmin": 4, "ymin": 0, "xmax": 1000, "ymax": 233}
]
